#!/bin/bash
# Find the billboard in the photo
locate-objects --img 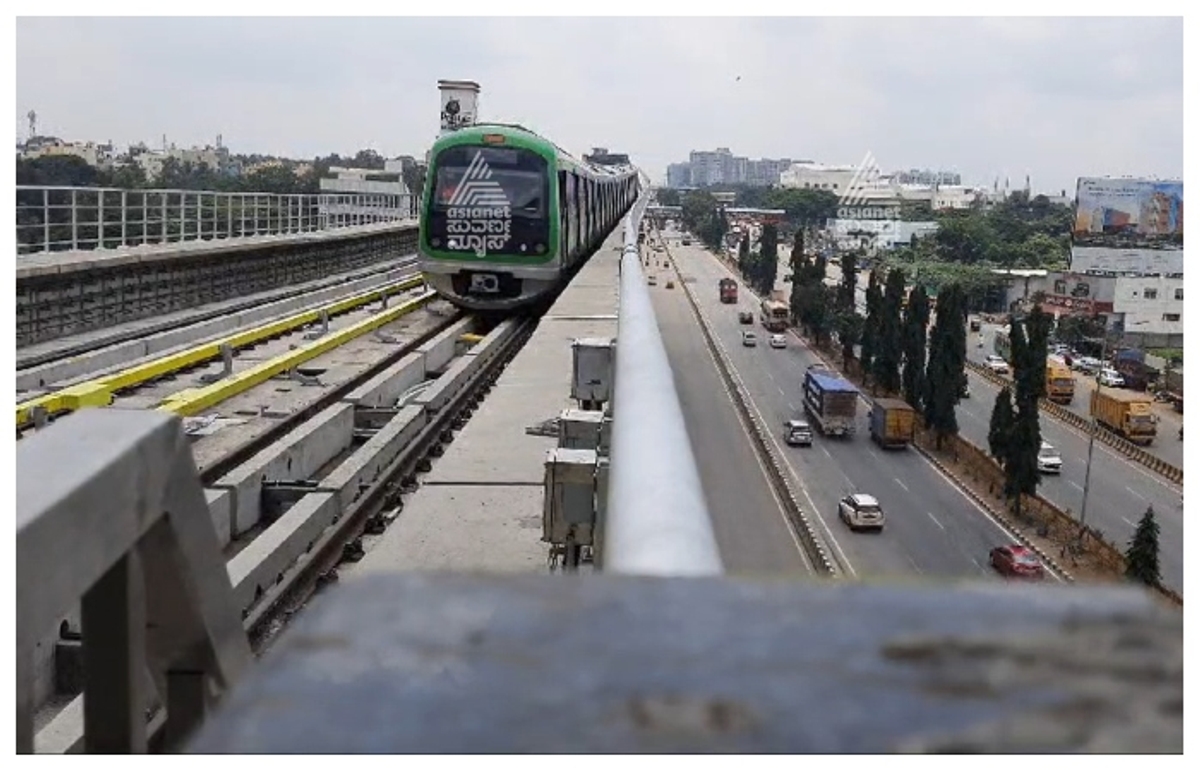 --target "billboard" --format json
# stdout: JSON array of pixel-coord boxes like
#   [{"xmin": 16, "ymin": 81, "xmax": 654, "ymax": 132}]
[{"xmin": 1070, "ymin": 177, "xmax": 1183, "ymax": 275}]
